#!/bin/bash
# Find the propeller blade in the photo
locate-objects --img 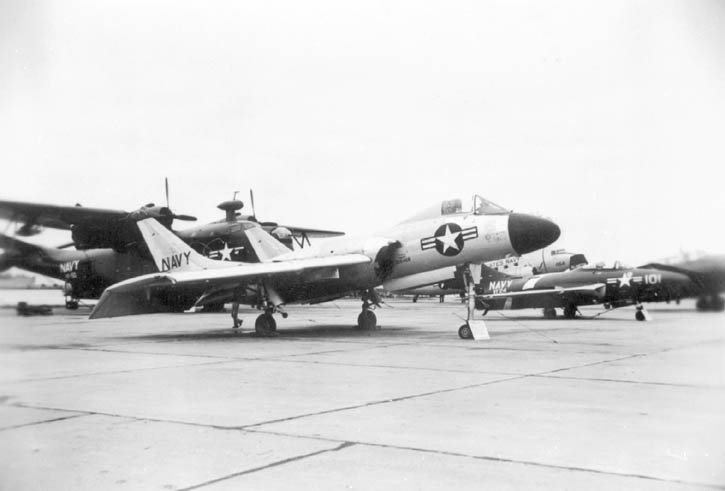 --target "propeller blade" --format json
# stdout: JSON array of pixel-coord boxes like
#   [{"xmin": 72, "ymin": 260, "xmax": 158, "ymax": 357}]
[
  {"xmin": 249, "ymin": 189, "xmax": 256, "ymax": 219},
  {"xmin": 172, "ymin": 214, "xmax": 197, "ymax": 221},
  {"xmin": 165, "ymin": 177, "xmax": 170, "ymax": 208}
]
